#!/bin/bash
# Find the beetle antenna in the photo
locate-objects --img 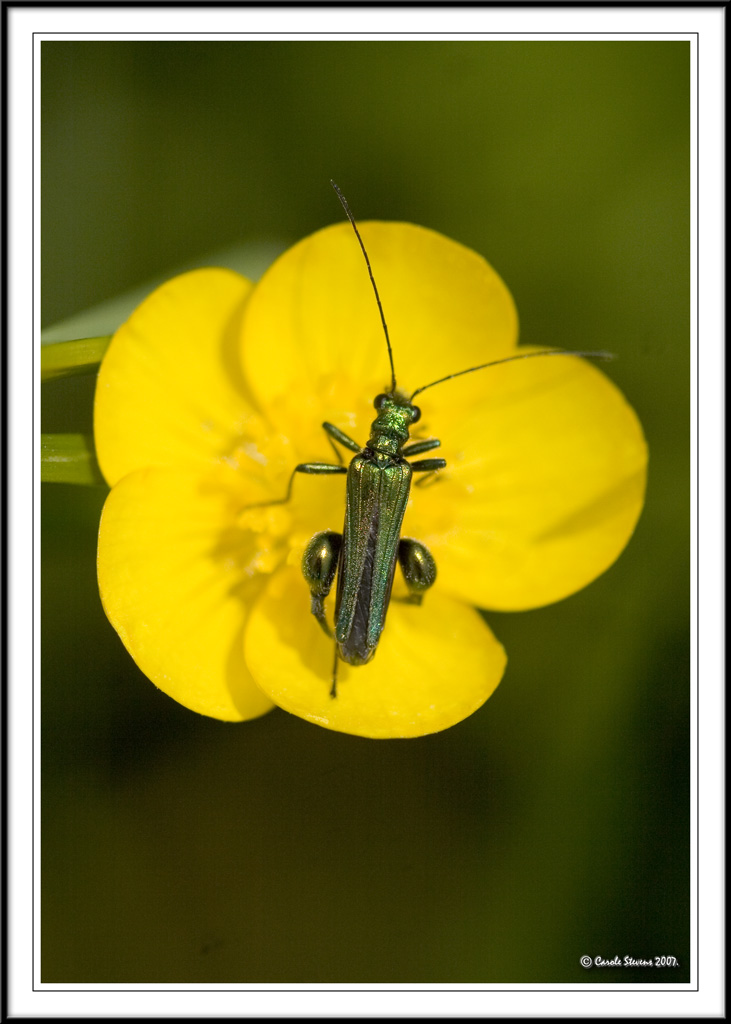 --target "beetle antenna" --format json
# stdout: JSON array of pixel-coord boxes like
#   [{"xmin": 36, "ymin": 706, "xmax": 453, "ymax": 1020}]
[
  {"xmin": 410, "ymin": 349, "xmax": 615, "ymax": 400},
  {"xmin": 331, "ymin": 180, "xmax": 397, "ymax": 394}
]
